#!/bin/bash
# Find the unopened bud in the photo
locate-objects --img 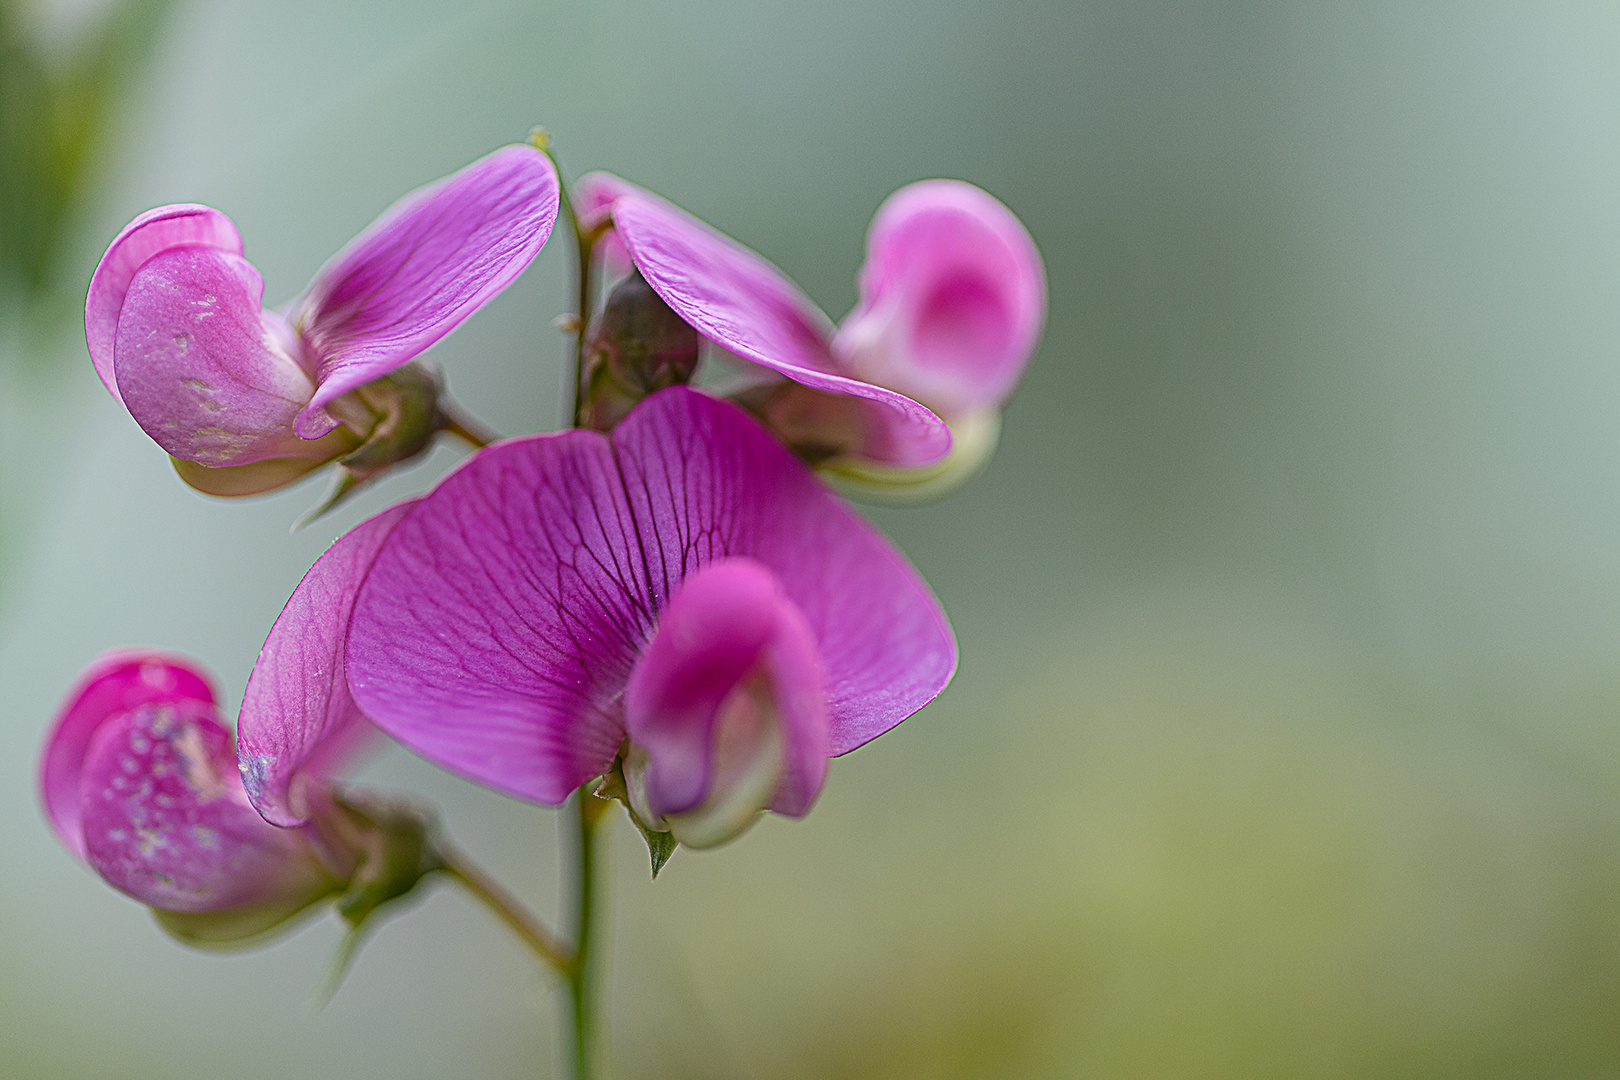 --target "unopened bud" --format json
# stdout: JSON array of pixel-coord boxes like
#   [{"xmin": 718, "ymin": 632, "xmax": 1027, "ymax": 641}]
[
  {"xmin": 579, "ymin": 270, "xmax": 700, "ymax": 431},
  {"xmin": 296, "ymin": 361, "xmax": 478, "ymax": 527}
]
